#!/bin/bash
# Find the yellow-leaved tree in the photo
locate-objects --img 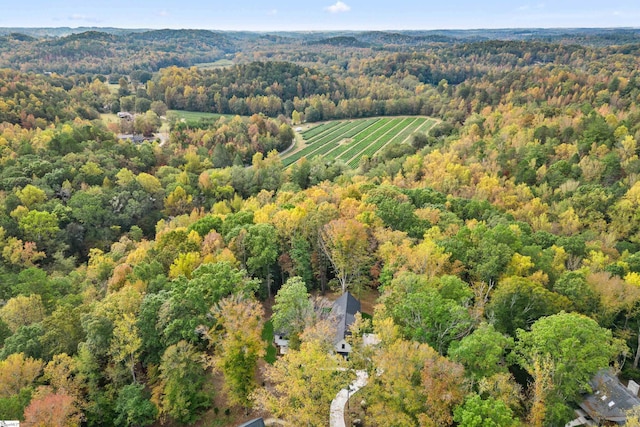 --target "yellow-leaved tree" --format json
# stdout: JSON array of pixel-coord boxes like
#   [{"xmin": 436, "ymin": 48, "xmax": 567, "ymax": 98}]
[
  {"xmin": 209, "ymin": 295, "xmax": 265, "ymax": 409},
  {"xmin": 252, "ymin": 336, "xmax": 352, "ymax": 426}
]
